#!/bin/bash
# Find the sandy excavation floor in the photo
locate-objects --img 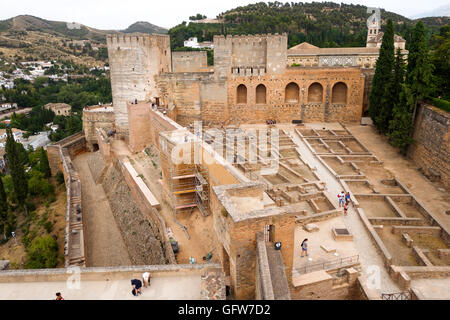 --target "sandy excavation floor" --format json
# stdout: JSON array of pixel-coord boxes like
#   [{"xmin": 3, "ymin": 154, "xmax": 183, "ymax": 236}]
[
  {"xmin": 129, "ymin": 148, "xmax": 219, "ymax": 265},
  {"xmin": 347, "ymin": 124, "xmax": 450, "ymax": 229},
  {"xmin": 73, "ymin": 152, "xmax": 131, "ymax": 267}
]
